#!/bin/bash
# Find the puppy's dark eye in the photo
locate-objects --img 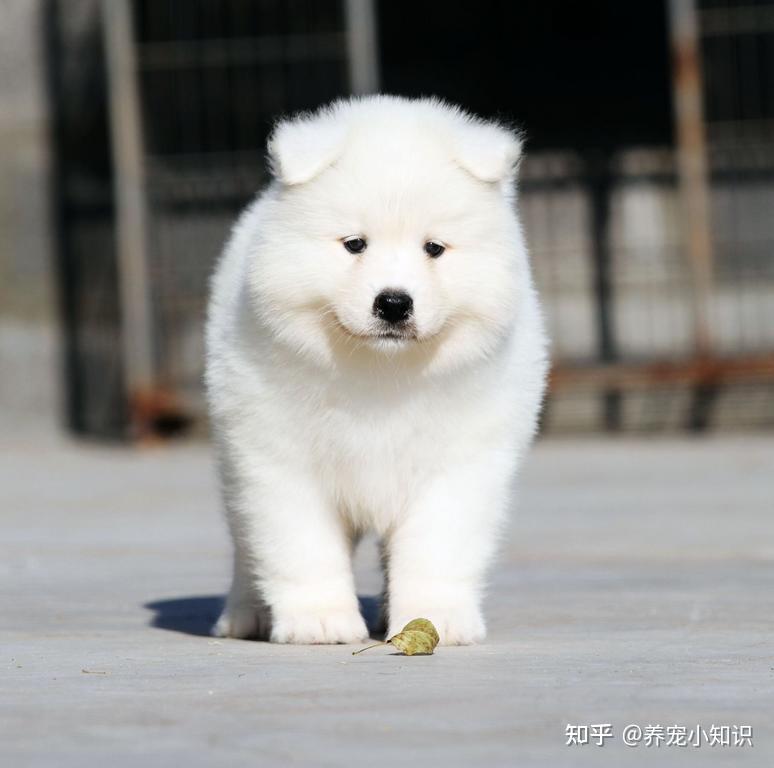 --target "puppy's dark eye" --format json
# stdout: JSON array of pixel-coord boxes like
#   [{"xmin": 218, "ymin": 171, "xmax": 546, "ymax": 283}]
[
  {"xmin": 343, "ymin": 237, "xmax": 367, "ymax": 254},
  {"xmin": 424, "ymin": 240, "xmax": 445, "ymax": 258}
]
